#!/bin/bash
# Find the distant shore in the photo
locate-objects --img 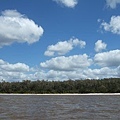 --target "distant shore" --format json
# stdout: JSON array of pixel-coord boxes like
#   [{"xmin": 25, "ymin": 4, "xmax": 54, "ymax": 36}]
[
  {"xmin": 0, "ymin": 93, "xmax": 120, "ymax": 95},
  {"xmin": 1, "ymin": 78, "xmax": 120, "ymax": 93}
]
